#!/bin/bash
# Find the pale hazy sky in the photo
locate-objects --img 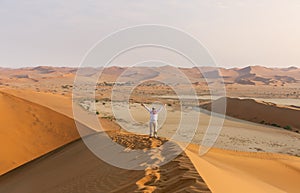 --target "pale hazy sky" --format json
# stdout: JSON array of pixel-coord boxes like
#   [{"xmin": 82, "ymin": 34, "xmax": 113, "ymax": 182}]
[{"xmin": 0, "ymin": 0, "xmax": 299, "ymax": 68}]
